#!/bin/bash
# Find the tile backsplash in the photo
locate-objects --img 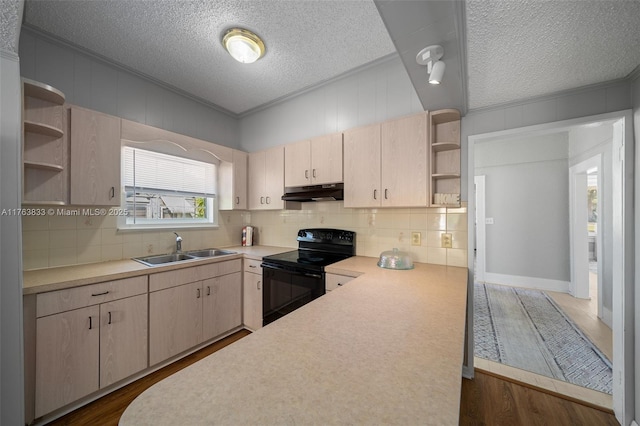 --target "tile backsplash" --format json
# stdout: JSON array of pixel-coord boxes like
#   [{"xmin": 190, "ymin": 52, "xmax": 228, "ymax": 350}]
[{"xmin": 22, "ymin": 202, "xmax": 467, "ymax": 270}]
